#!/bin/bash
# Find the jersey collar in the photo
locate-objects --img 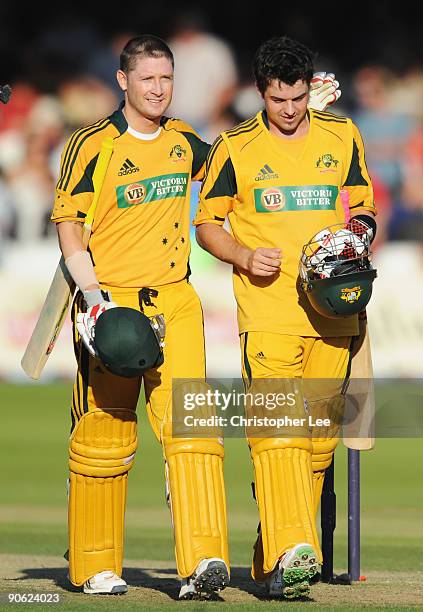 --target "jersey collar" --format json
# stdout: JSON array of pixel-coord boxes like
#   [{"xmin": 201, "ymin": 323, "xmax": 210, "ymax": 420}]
[
  {"xmin": 108, "ymin": 102, "xmax": 170, "ymax": 136},
  {"xmin": 108, "ymin": 101, "xmax": 128, "ymax": 135},
  {"xmin": 260, "ymin": 109, "xmax": 311, "ymax": 132}
]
